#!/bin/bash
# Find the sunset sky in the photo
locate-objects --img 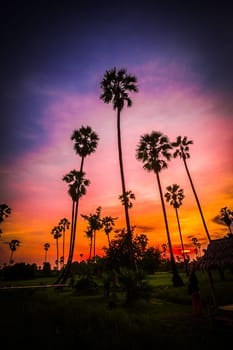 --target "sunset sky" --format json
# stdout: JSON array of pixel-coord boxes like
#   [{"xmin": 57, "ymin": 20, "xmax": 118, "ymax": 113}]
[{"xmin": 0, "ymin": 1, "xmax": 232, "ymax": 268}]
